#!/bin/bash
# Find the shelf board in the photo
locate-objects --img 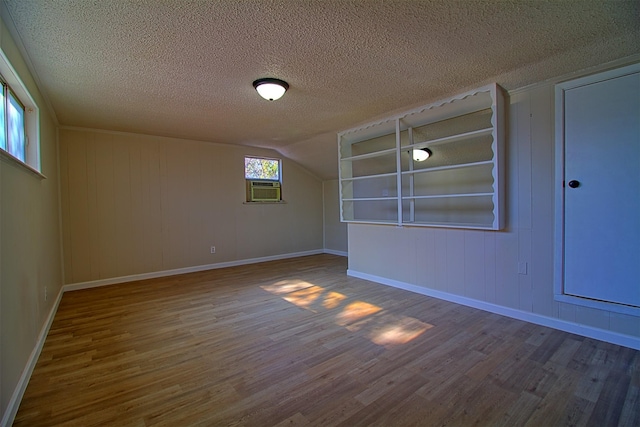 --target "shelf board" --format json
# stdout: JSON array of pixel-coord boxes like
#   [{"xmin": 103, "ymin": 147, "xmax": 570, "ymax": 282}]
[
  {"xmin": 343, "ymin": 218, "xmax": 496, "ymax": 230},
  {"xmin": 343, "ymin": 196, "xmax": 397, "ymax": 202},
  {"xmin": 402, "ymin": 192, "xmax": 493, "ymax": 200},
  {"xmin": 401, "ymin": 220, "xmax": 496, "ymax": 230},
  {"xmin": 343, "ymin": 128, "xmax": 492, "ymax": 162},
  {"xmin": 342, "ymin": 219, "xmax": 399, "ymax": 225},
  {"xmin": 407, "ymin": 127, "xmax": 493, "ymax": 149},
  {"xmin": 401, "ymin": 160, "xmax": 493, "ymax": 175},
  {"xmin": 341, "ymin": 171, "xmax": 397, "ymax": 182},
  {"xmin": 341, "ymin": 147, "xmax": 396, "ymax": 162}
]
